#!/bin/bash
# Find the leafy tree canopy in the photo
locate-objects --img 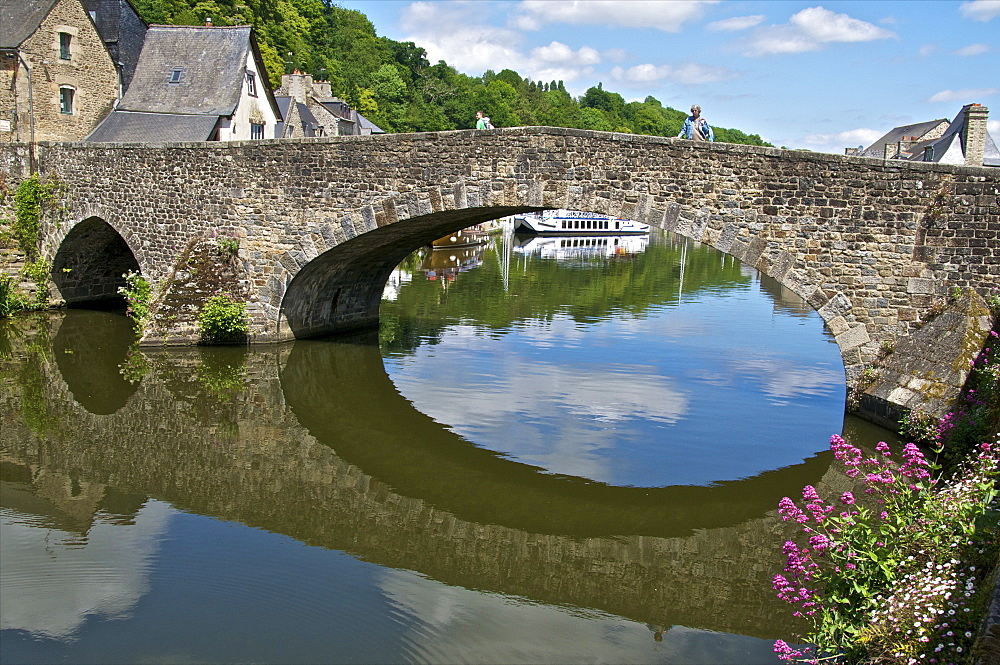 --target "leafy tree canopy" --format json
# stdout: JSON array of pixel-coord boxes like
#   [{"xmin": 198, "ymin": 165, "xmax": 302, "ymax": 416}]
[{"xmin": 130, "ymin": 0, "xmax": 771, "ymax": 145}]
